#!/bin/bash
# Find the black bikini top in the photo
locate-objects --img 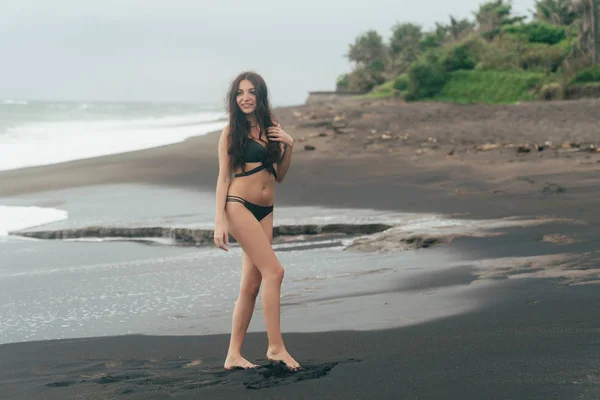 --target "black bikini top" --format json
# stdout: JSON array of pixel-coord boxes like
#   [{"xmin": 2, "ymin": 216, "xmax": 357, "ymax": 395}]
[
  {"xmin": 235, "ymin": 138, "xmax": 277, "ymax": 179},
  {"xmin": 243, "ymin": 139, "xmax": 268, "ymax": 163}
]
